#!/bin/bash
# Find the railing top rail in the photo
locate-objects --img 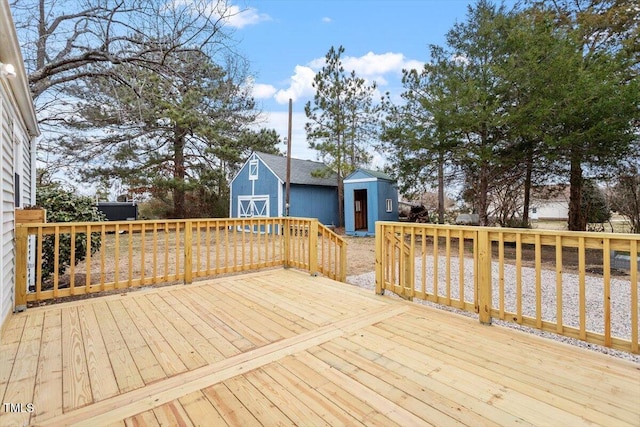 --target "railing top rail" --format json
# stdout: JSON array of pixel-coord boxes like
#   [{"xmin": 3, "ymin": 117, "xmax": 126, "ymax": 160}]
[
  {"xmin": 375, "ymin": 221, "xmax": 640, "ymax": 241},
  {"xmin": 318, "ymin": 223, "xmax": 347, "ymax": 246},
  {"xmin": 16, "ymin": 216, "xmax": 322, "ymax": 229}
]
